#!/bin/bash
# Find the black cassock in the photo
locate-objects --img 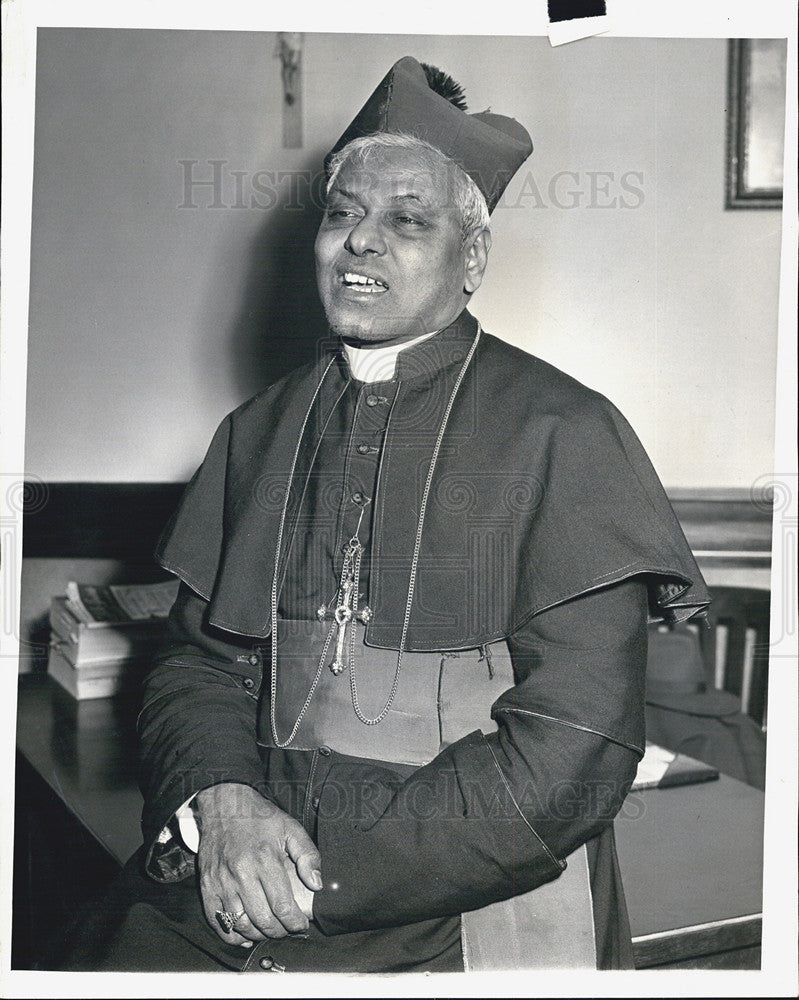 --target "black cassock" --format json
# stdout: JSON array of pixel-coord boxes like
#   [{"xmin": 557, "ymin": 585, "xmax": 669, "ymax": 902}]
[{"xmin": 55, "ymin": 310, "xmax": 709, "ymax": 972}]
